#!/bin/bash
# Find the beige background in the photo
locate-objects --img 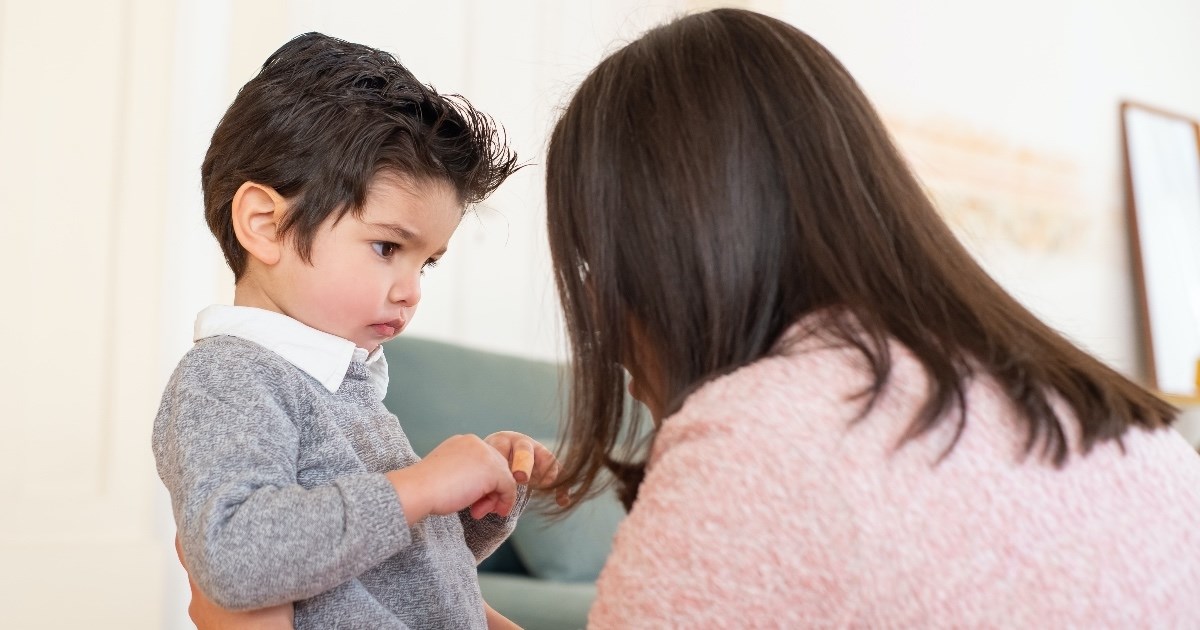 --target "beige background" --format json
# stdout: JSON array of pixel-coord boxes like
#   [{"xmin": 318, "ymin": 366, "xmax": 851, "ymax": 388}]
[{"xmin": 1, "ymin": 0, "xmax": 1198, "ymax": 627}]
